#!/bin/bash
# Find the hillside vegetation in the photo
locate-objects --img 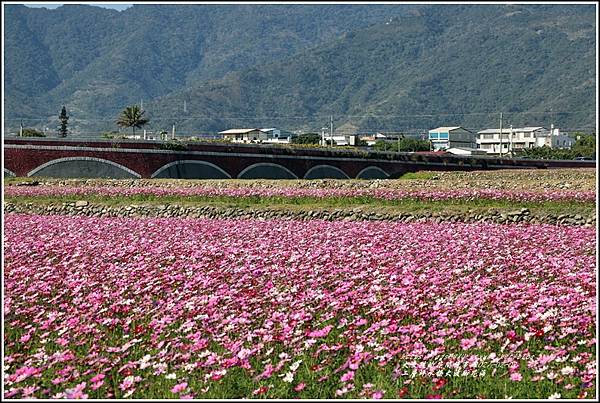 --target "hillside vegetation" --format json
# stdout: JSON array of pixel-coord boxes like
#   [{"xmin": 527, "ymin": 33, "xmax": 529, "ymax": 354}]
[{"xmin": 3, "ymin": 4, "xmax": 595, "ymax": 135}]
